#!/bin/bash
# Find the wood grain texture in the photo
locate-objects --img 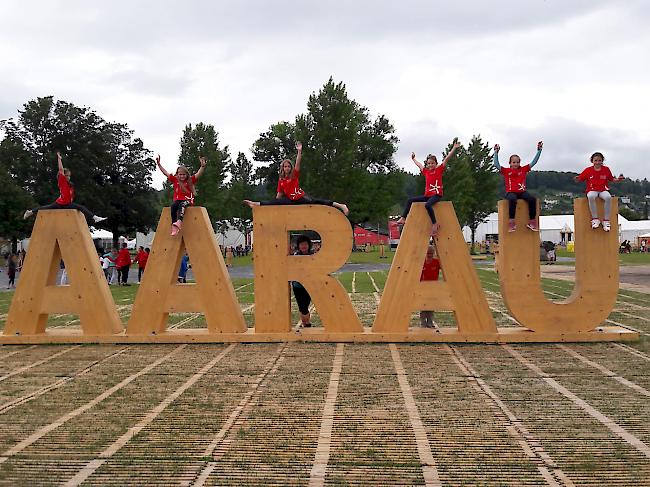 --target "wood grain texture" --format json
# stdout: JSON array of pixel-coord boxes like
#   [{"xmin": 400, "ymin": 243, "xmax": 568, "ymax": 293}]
[
  {"xmin": 5, "ymin": 210, "xmax": 122, "ymax": 336},
  {"xmin": 498, "ymin": 198, "xmax": 619, "ymax": 333}
]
